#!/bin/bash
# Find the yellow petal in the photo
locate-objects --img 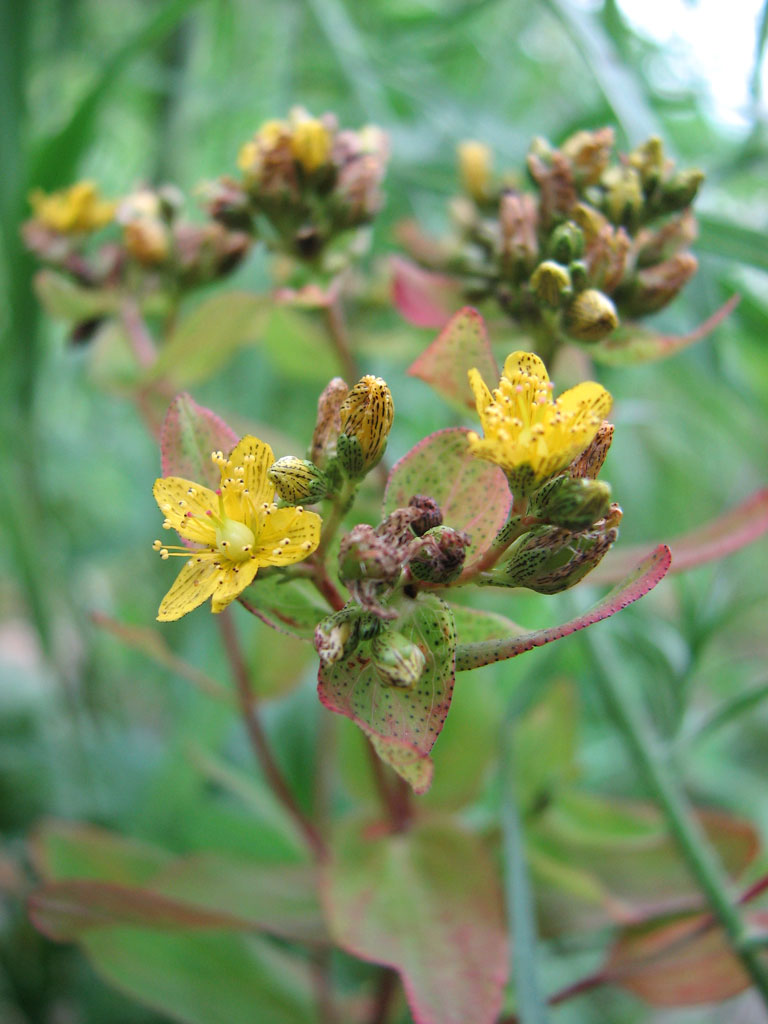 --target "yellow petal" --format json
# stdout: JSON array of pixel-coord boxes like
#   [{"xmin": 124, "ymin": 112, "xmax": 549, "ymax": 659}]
[
  {"xmin": 226, "ymin": 435, "xmax": 275, "ymax": 507},
  {"xmin": 502, "ymin": 350, "xmax": 550, "ymax": 384},
  {"xmin": 157, "ymin": 557, "xmax": 222, "ymax": 621},
  {"xmin": 255, "ymin": 507, "xmax": 322, "ymax": 566},
  {"xmin": 468, "ymin": 369, "xmax": 493, "ymax": 417},
  {"xmin": 556, "ymin": 381, "xmax": 613, "ymax": 425},
  {"xmin": 153, "ymin": 477, "xmax": 219, "ymax": 544},
  {"xmin": 211, "ymin": 558, "xmax": 261, "ymax": 614}
]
